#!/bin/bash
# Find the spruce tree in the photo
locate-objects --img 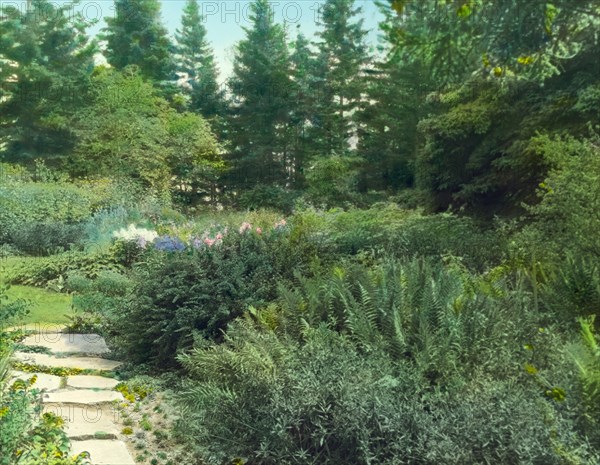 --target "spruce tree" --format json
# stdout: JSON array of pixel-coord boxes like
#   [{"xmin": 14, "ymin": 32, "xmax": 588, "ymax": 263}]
[
  {"xmin": 103, "ymin": 0, "xmax": 173, "ymax": 81},
  {"xmin": 288, "ymin": 31, "xmax": 316, "ymax": 189},
  {"xmin": 356, "ymin": 3, "xmax": 435, "ymax": 193},
  {"xmin": 312, "ymin": 0, "xmax": 369, "ymax": 156},
  {"xmin": 175, "ymin": 0, "xmax": 224, "ymax": 118},
  {"xmin": 227, "ymin": 0, "xmax": 292, "ymax": 190},
  {"xmin": 0, "ymin": 0, "xmax": 96, "ymax": 163},
  {"xmin": 356, "ymin": 58, "xmax": 428, "ymax": 192}
]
